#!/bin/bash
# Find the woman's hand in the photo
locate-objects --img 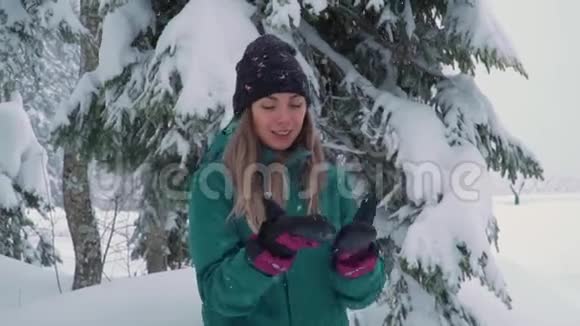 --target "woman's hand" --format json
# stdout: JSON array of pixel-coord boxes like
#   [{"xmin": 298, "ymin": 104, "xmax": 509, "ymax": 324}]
[
  {"xmin": 246, "ymin": 197, "xmax": 337, "ymax": 275},
  {"xmin": 332, "ymin": 193, "xmax": 380, "ymax": 278}
]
